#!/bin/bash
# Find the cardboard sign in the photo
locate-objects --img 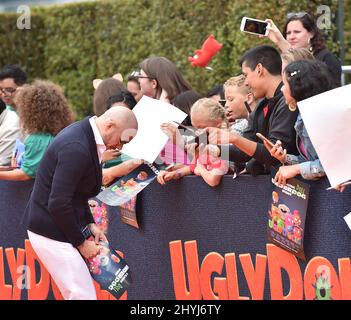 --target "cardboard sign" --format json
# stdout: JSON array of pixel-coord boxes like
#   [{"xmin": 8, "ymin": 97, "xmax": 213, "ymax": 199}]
[{"xmin": 298, "ymin": 85, "xmax": 351, "ymax": 187}]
